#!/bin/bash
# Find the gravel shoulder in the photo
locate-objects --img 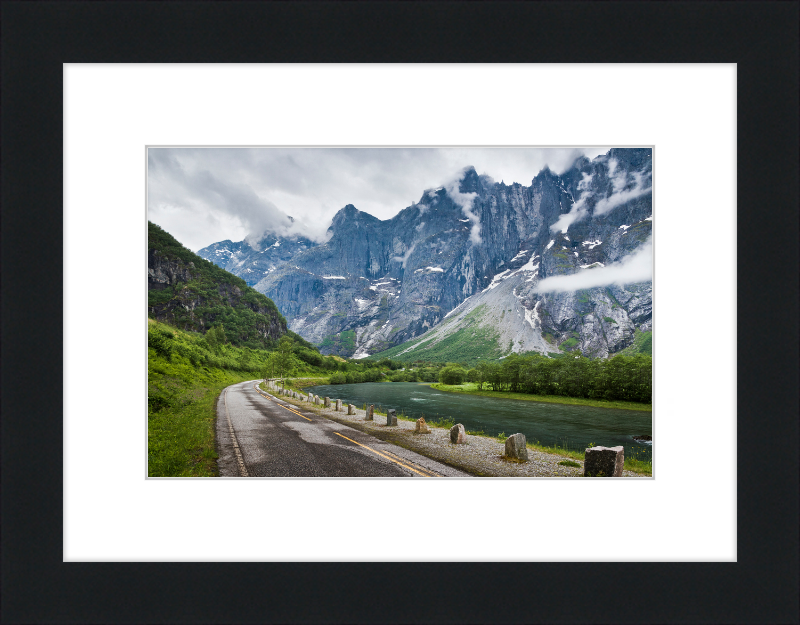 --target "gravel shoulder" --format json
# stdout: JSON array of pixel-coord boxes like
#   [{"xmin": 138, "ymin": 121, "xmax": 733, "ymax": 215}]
[{"xmin": 264, "ymin": 383, "xmax": 647, "ymax": 478}]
